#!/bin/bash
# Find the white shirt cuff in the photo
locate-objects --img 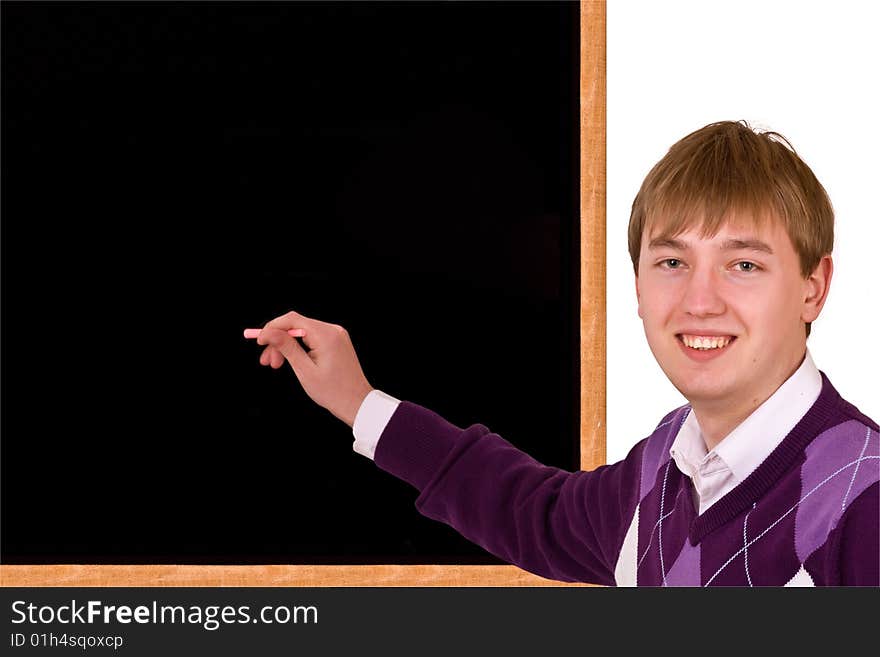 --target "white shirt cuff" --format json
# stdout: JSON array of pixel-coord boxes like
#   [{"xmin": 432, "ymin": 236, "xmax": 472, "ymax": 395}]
[{"xmin": 352, "ymin": 389, "xmax": 401, "ymax": 460}]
